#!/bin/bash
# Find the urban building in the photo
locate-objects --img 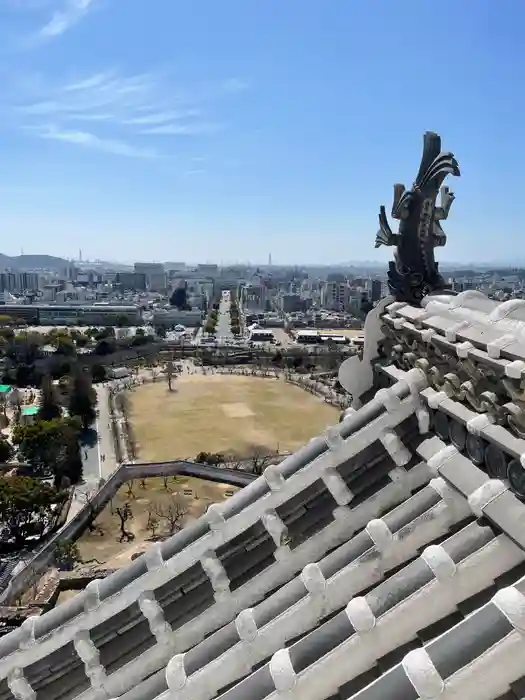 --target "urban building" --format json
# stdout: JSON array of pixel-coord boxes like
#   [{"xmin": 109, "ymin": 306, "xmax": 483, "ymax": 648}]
[
  {"xmin": 240, "ymin": 282, "xmax": 267, "ymax": 312},
  {"xmin": 321, "ymin": 280, "xmax": 351, "ymax": 311},
  {"xmin": 116, "ymin": 272, "xmax": 147, "ymax": 291},
  {"xmin": 152, "ymin": 308, "xmax": 203, "ymax": 328},
  {"xmin": 196, "ymin": 263, "xmax": 219, "ymax": 276},
  {"xmin": 278, "ymin": 293, "xmax": 310, "ymax": 313},
  {"xmin": 0, "ymin": 272, "xmax": 39, "ymax": 293},
  {"xmin": 0, "ymin": 303, "xmax": 141, "ymax": 326},
  {"xmin": 134, "ymin": 263, "xmax": 166, "ymax": 292},
  {"xmin": 370, "ymin": 278, "xmax": 382, "ymax": 302}
]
